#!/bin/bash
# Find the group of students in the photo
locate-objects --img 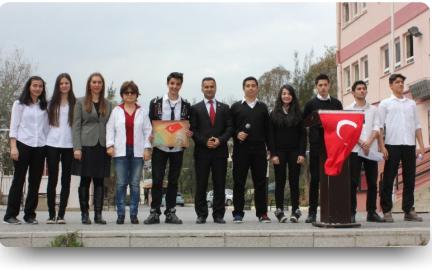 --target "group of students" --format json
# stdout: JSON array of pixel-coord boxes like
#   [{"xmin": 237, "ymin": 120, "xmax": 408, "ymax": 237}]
[{"xmin": 2, "ymin": 71, "xmax": 425, "ymax": 226}]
